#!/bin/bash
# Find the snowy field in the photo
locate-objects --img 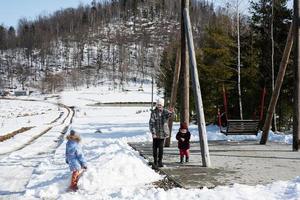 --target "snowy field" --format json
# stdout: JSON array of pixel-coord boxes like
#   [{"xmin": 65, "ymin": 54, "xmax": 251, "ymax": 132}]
[
  {"xmin": 0, "ymin": 99, "xmax": 60, "ymax": 135},
  {"xmin": 59, "ymin": 84, "xmax": 158, "ymax": 107},
  {"xmin": 0, "ymin": 84, "xmax": 299, "ymax": 200},
  {"xmin": 0, "ymin": 99, "xmax": 68, "ymax": 155}
]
